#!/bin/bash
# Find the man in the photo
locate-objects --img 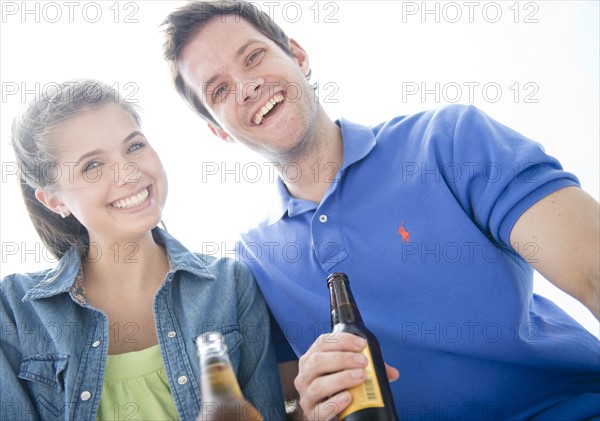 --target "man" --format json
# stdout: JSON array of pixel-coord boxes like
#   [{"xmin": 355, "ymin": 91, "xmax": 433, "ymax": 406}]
[{"xmin": 162, "ymin": 1, "xmax": 600, "ymax": 419}]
